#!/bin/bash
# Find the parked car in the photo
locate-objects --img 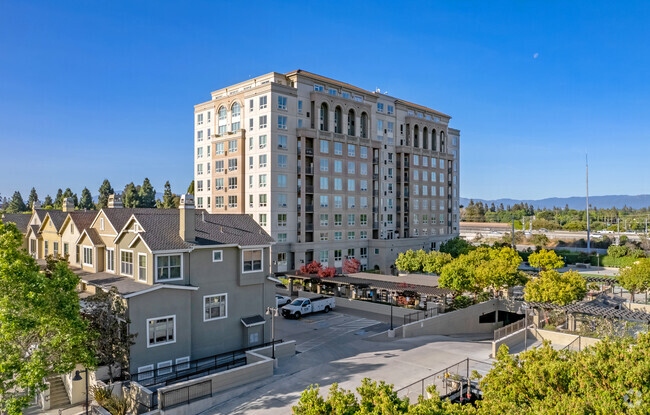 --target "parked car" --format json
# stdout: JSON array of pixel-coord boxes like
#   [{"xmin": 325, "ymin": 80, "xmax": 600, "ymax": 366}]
[
  {"xmin": 281, "ymin": 296, "xmax": 335, "ymax": 319},
  {"xmin": 275, "ymin": 294, "xmax": 291, "ymax": 307}
]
